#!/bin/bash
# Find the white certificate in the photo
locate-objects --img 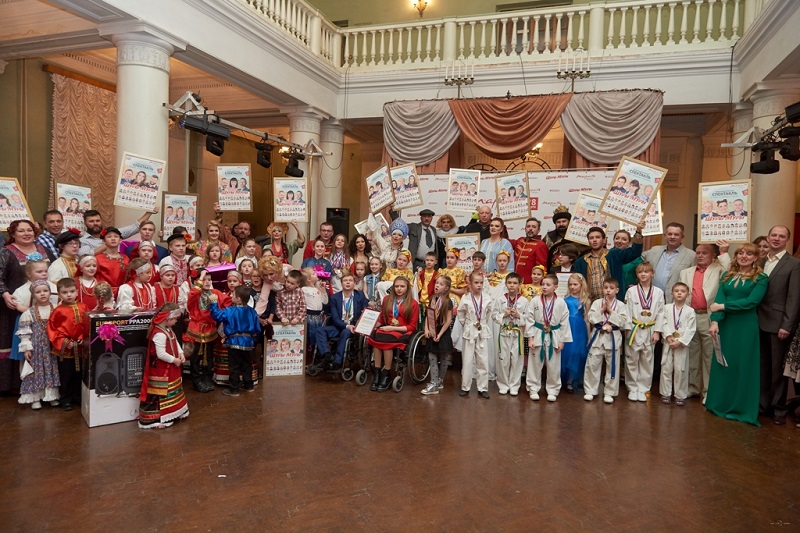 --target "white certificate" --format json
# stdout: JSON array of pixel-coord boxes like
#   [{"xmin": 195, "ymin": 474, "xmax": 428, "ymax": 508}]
[
  {"xmin": 355, "ymin": 309, "xmax": 381, "ymax": 336},
  {"xmin": 555, "ymin": 272, "xmax": 572, "ymax": 298}
]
